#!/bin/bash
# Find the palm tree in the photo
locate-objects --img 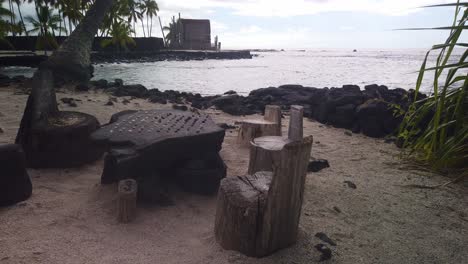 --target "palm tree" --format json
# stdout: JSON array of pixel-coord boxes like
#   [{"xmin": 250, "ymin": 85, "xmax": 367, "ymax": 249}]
[
  {"xmin": 137, "ymin": 0, "xmax": 145, "ymax": 37},
  {"xmin": 14, "ymin": 0, "xmax": 27, "ymax": 35},
  {"xmin": 143, "ymin": 0, "xmax": 157, "ymax": 37},
  {"xmin": 163, "ymin": 16, "xmax": 179, "ymax": 48},
  {"xmin": 46, "ymin": 0, "xmax": 115, "ymax": 82},
  {"xmin": 127, "ymin": 0, "xmax": 142, "ymax": 37},
  {"xmin": 25, "ymin": 5, "xmax": 67, "ymax": 54},
  {"xmin": 0, "ymin": 0, "xmax": 16, "ymax": 47},
  {"xmin": 101, "ymin": 20, "xmax": 135, "ymax": 52}
]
